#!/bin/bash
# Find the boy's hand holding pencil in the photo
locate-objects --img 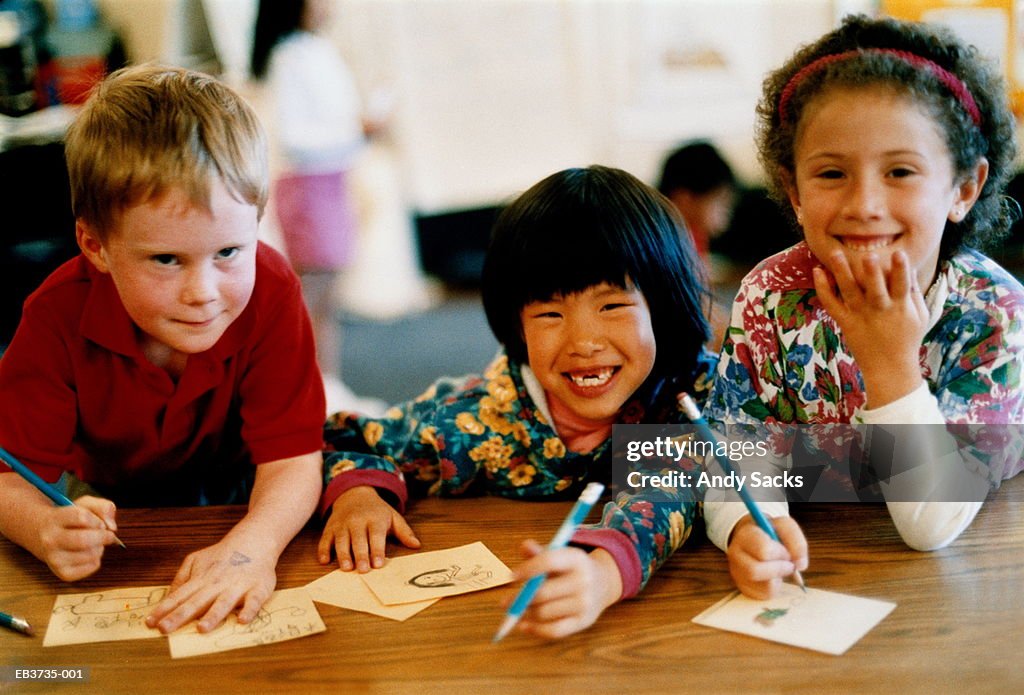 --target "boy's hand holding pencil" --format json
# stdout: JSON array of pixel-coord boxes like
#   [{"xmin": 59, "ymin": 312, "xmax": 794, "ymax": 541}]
[{"xmin": 0, "ymin": 447, "xmax": 123, "ymax": 582}]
